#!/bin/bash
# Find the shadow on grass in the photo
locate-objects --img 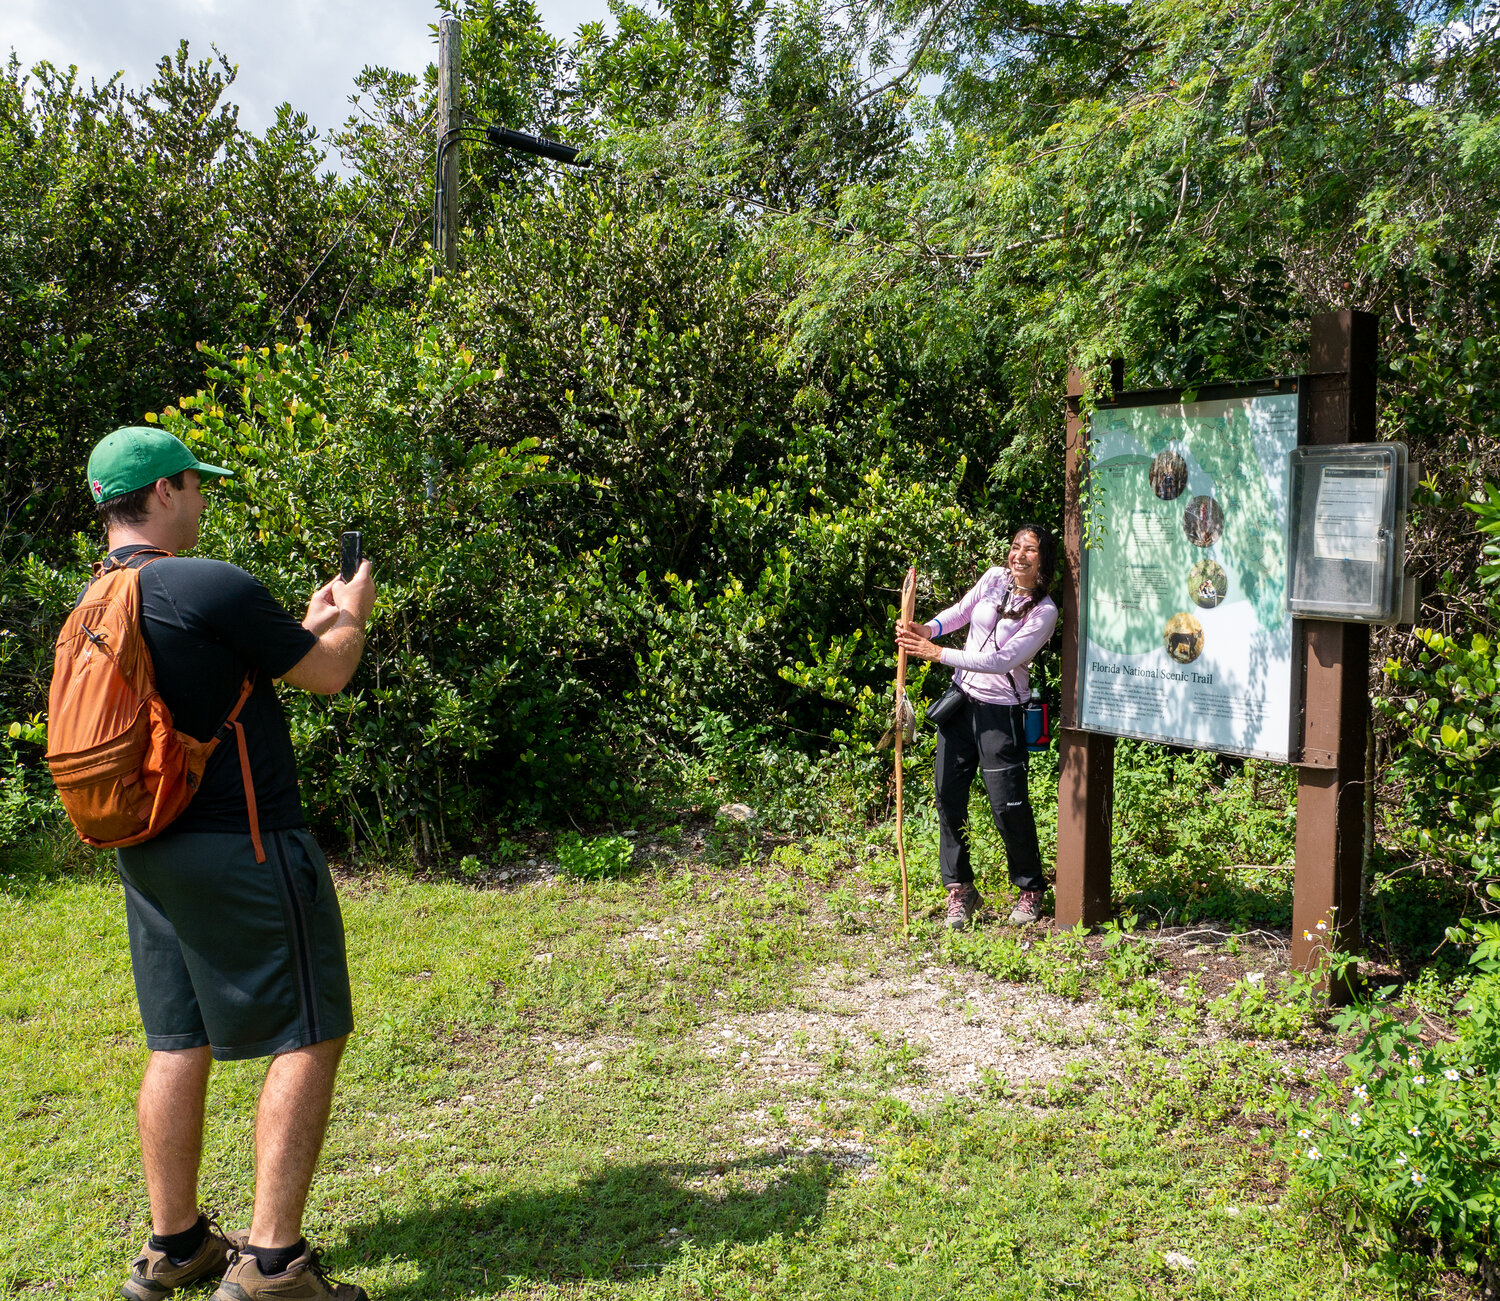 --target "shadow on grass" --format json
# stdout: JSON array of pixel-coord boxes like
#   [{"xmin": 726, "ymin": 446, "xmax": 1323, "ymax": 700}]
[{"xmin": 339, "ymin": 1152, "xmax": 838, "ymax": 1297}]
